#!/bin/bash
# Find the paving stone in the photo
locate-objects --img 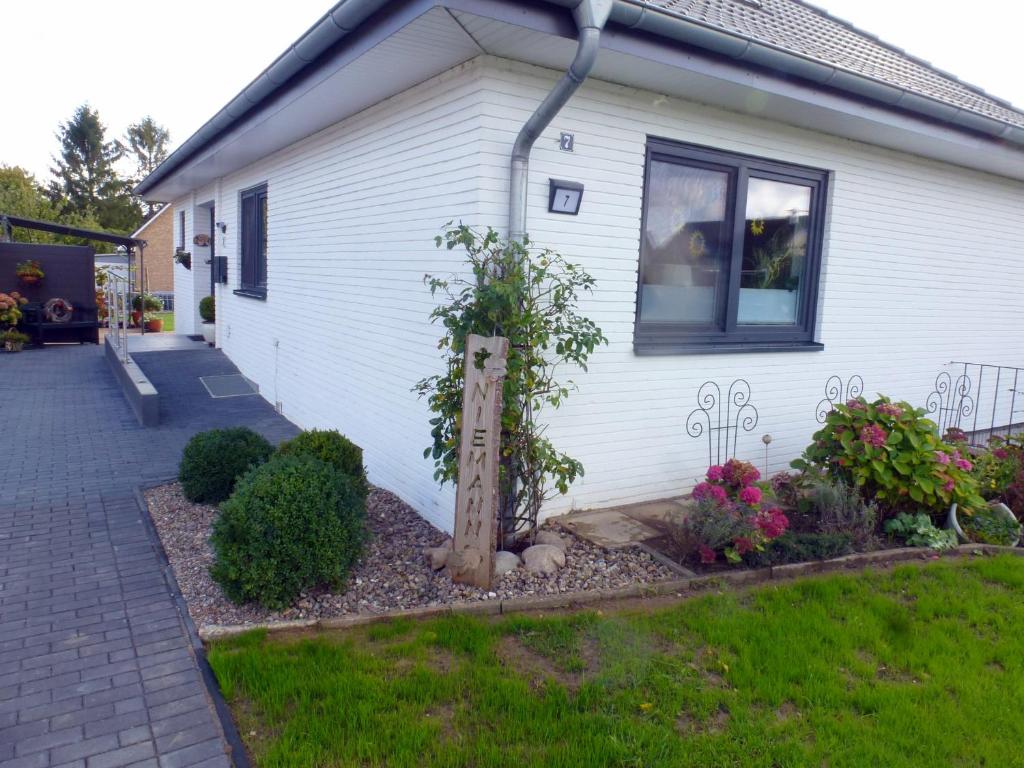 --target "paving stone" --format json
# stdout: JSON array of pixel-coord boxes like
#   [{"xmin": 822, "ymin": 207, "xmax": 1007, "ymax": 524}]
[{"xmin": 1, "ymin": 346, "xmax": 297, "ymax": 766}]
